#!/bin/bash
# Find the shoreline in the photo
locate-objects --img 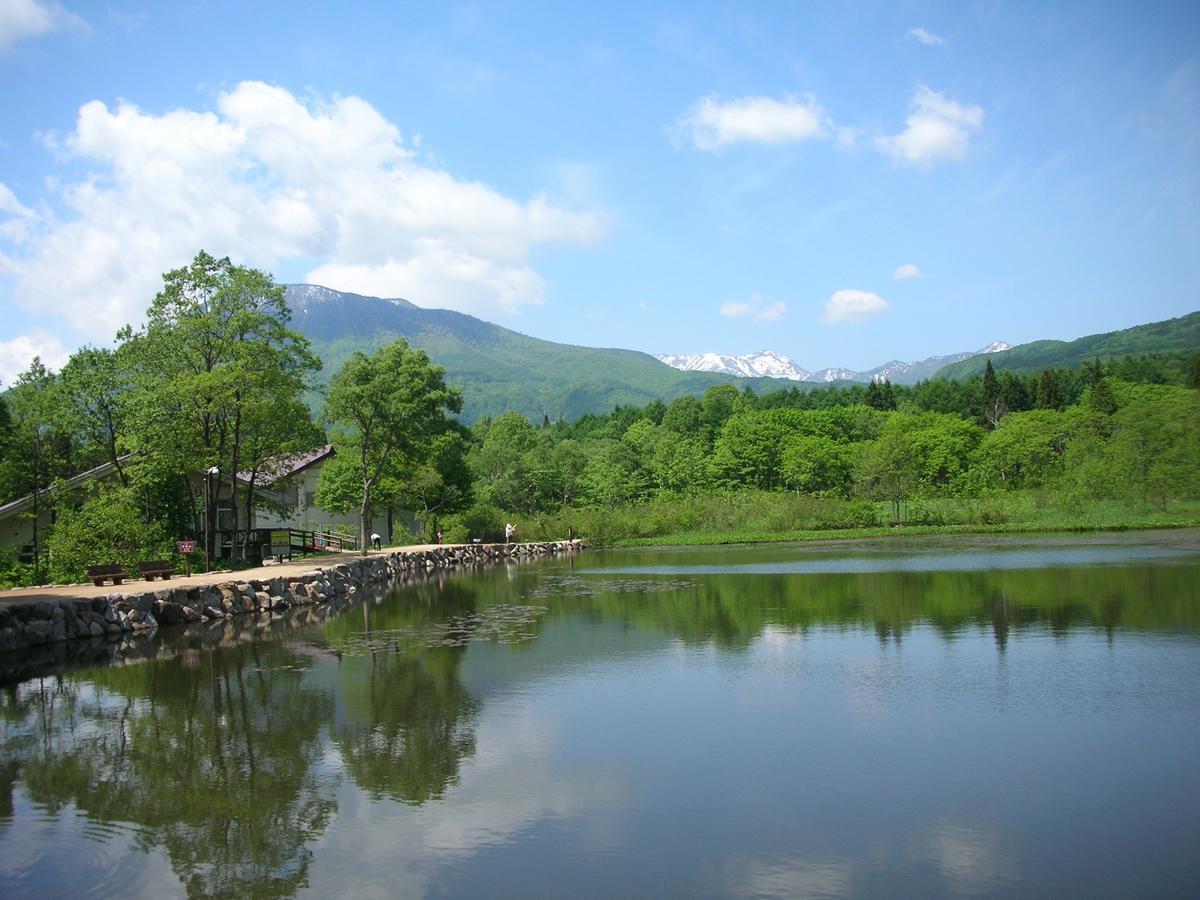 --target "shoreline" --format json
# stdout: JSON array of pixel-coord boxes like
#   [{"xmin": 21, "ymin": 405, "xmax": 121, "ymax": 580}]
[
  {"xmin": 0, "ymin": 540, "xmax": 584, "ymax": 661},
  {"xmin": 604, "ymin": 519, "xmax": 1200, "ymax": 548}
]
